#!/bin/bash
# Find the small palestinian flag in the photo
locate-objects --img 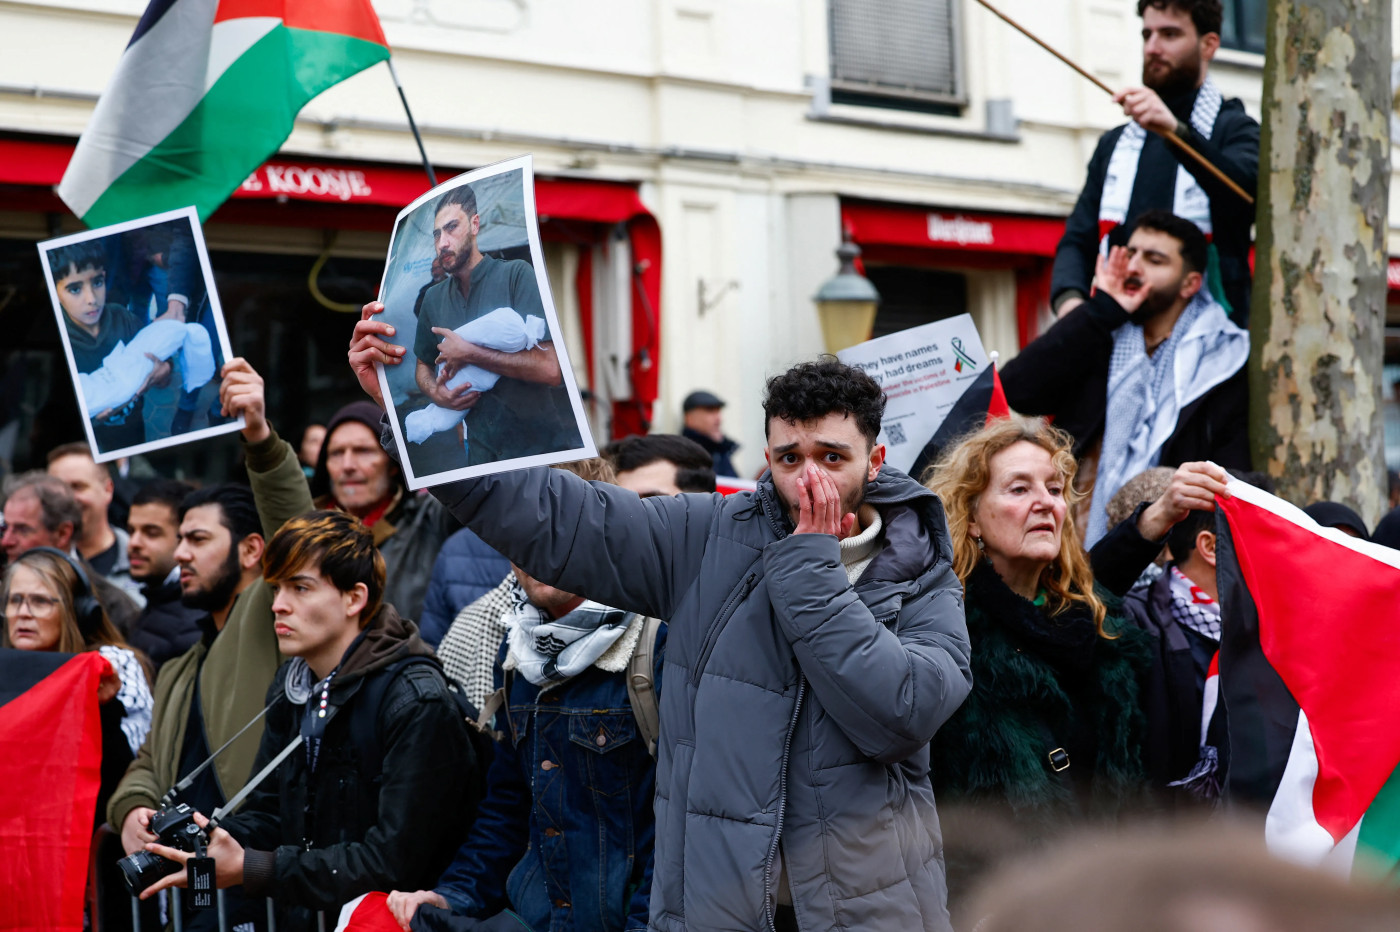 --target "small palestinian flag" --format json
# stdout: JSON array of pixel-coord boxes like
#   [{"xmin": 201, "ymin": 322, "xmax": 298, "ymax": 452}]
[
  {"xmin": 1216, "ymin": 480, "xmax": 1400, "ymax": 874},
  {"xmin": 907, "ymin": 360, "xmax": 1010, "ymax": 480},
  {"xmin": 334, "ymin": 892, "xmax": 404, "ymax": 931},
  {"xmin": 0, "ymin": 650, "xmax": 110, "ymax": 931},
  {"xmin": 59, "ymin": 0, "xmax": 390, "ymax": 227}
]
